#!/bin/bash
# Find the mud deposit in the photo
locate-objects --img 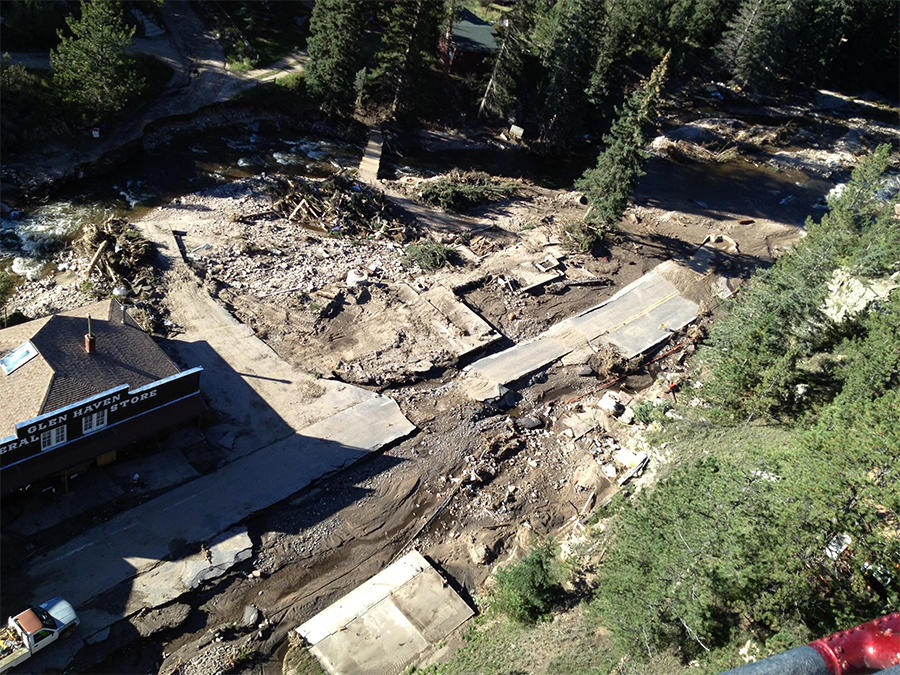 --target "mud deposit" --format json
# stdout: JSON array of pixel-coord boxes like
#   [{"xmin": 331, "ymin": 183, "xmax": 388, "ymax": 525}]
[{"xmin": 2, "ymin": 84, "xmax": 896, "ymax": 675}]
